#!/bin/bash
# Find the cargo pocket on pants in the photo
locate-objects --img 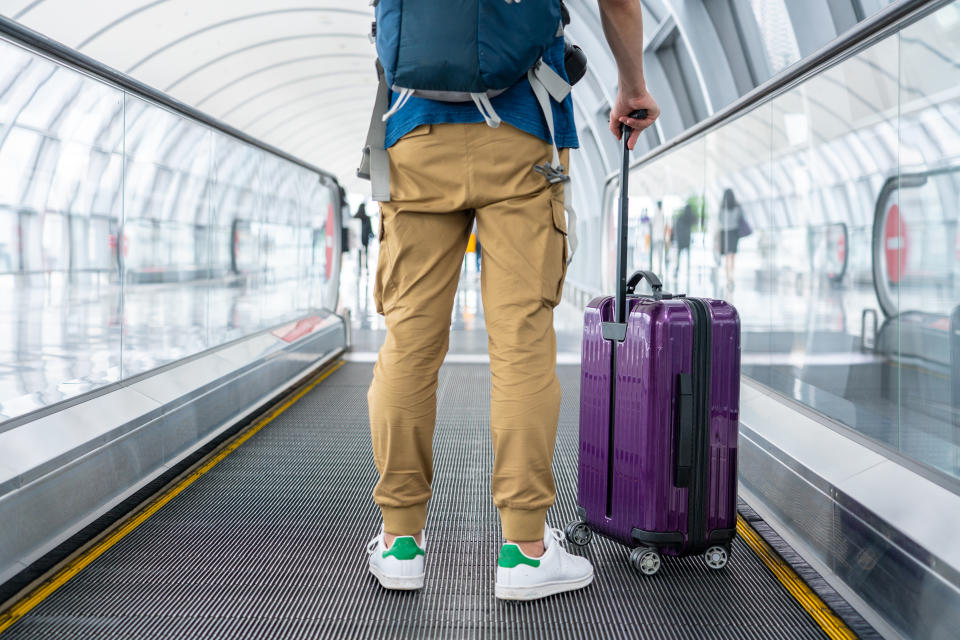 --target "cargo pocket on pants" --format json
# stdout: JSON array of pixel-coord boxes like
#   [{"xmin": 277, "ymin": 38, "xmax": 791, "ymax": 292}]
[
  {"xmin": 541, "ymin": 198, "xmax": 568, "ymax": 308},
  {"xmin": 373, "ymin": 214, "xmax": 388, "ymax": 315}
]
